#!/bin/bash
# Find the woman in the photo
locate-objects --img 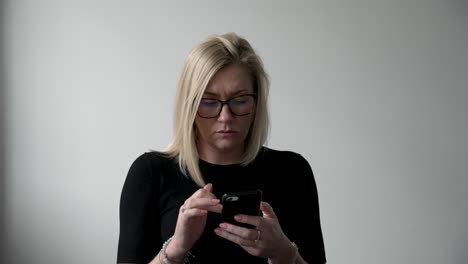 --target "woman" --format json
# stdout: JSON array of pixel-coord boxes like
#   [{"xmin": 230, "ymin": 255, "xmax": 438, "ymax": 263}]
[{"xmin": 117, "ymin": 32, "xmax": 326, "ymax": 264}]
